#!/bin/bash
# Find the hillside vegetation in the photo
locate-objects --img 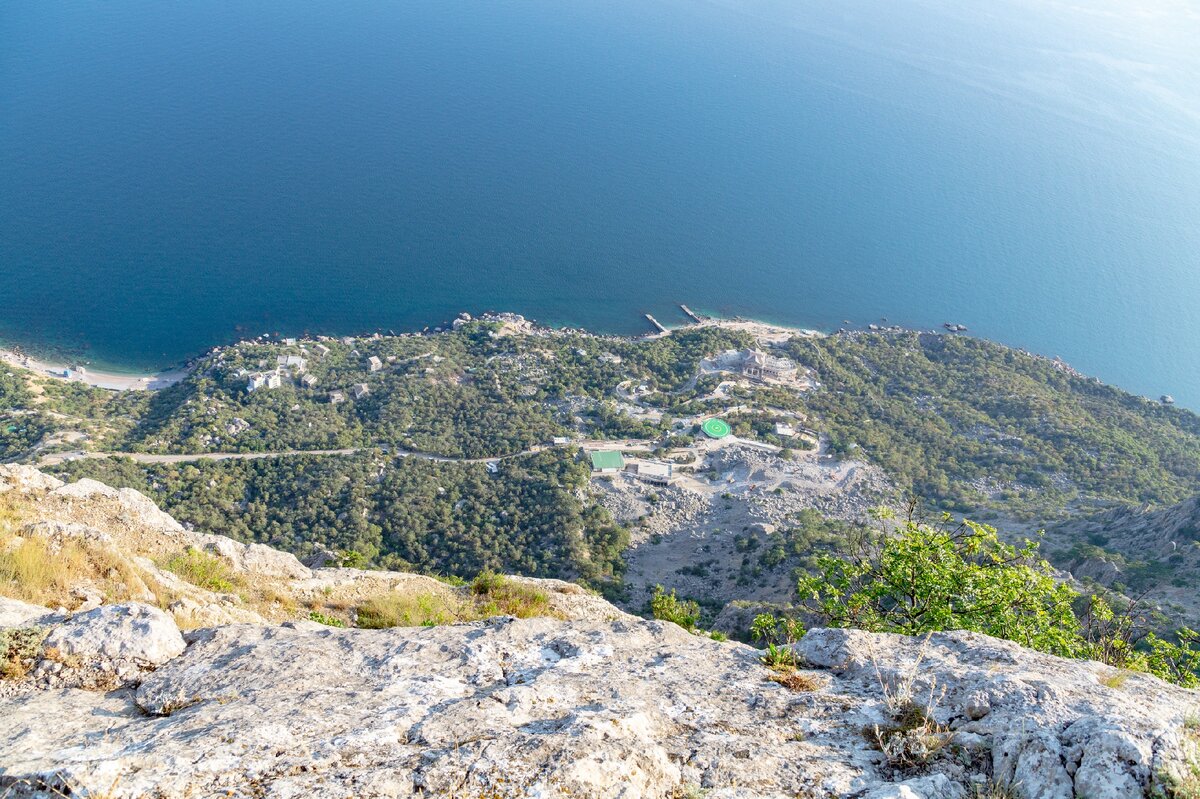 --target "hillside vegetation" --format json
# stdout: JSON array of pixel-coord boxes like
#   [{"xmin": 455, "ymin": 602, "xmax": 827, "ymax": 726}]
[
  {"xmin": 13, "ymin": 323, "xmax": 1200, "ymax": 609},
  {"xmin": 53, "ymin": 450, "xmax": 627, "ymax": 586},
  {"xmin": 783, "ymin": 332, "xmax": 1200, "ymax": 519}
]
